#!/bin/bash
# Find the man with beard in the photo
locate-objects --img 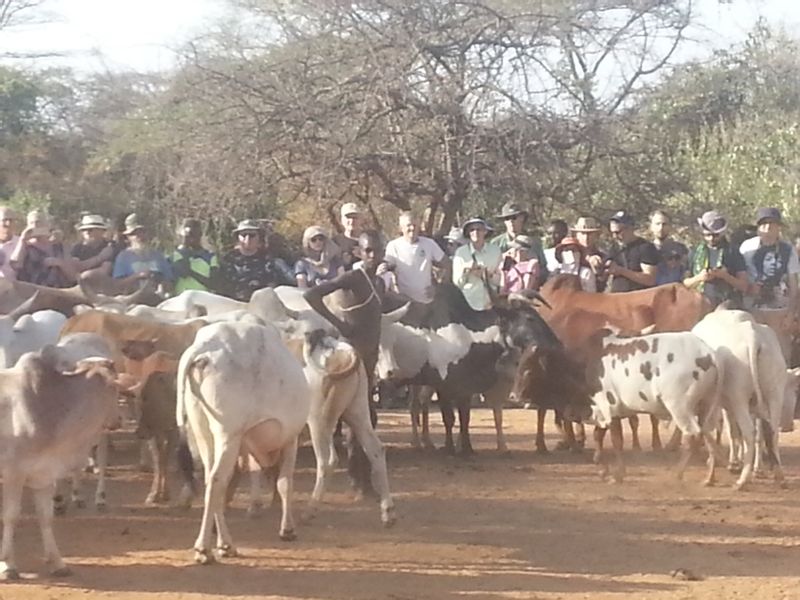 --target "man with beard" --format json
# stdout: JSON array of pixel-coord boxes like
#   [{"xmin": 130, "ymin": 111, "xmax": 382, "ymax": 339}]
[
  {"xmin": 649, "ymin": 210, "xmax": 688, "ymax": 285},
  {"xmin": 70, "ymin": 214, "xmax": 116, "ymax": 280},
  {"xmin": 684, "ymin": 210, "xmax": 748, "ymax": 308},
  {"xmin": 0, "ymin": 206, "xmax": 19, "ymax": 280}
]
